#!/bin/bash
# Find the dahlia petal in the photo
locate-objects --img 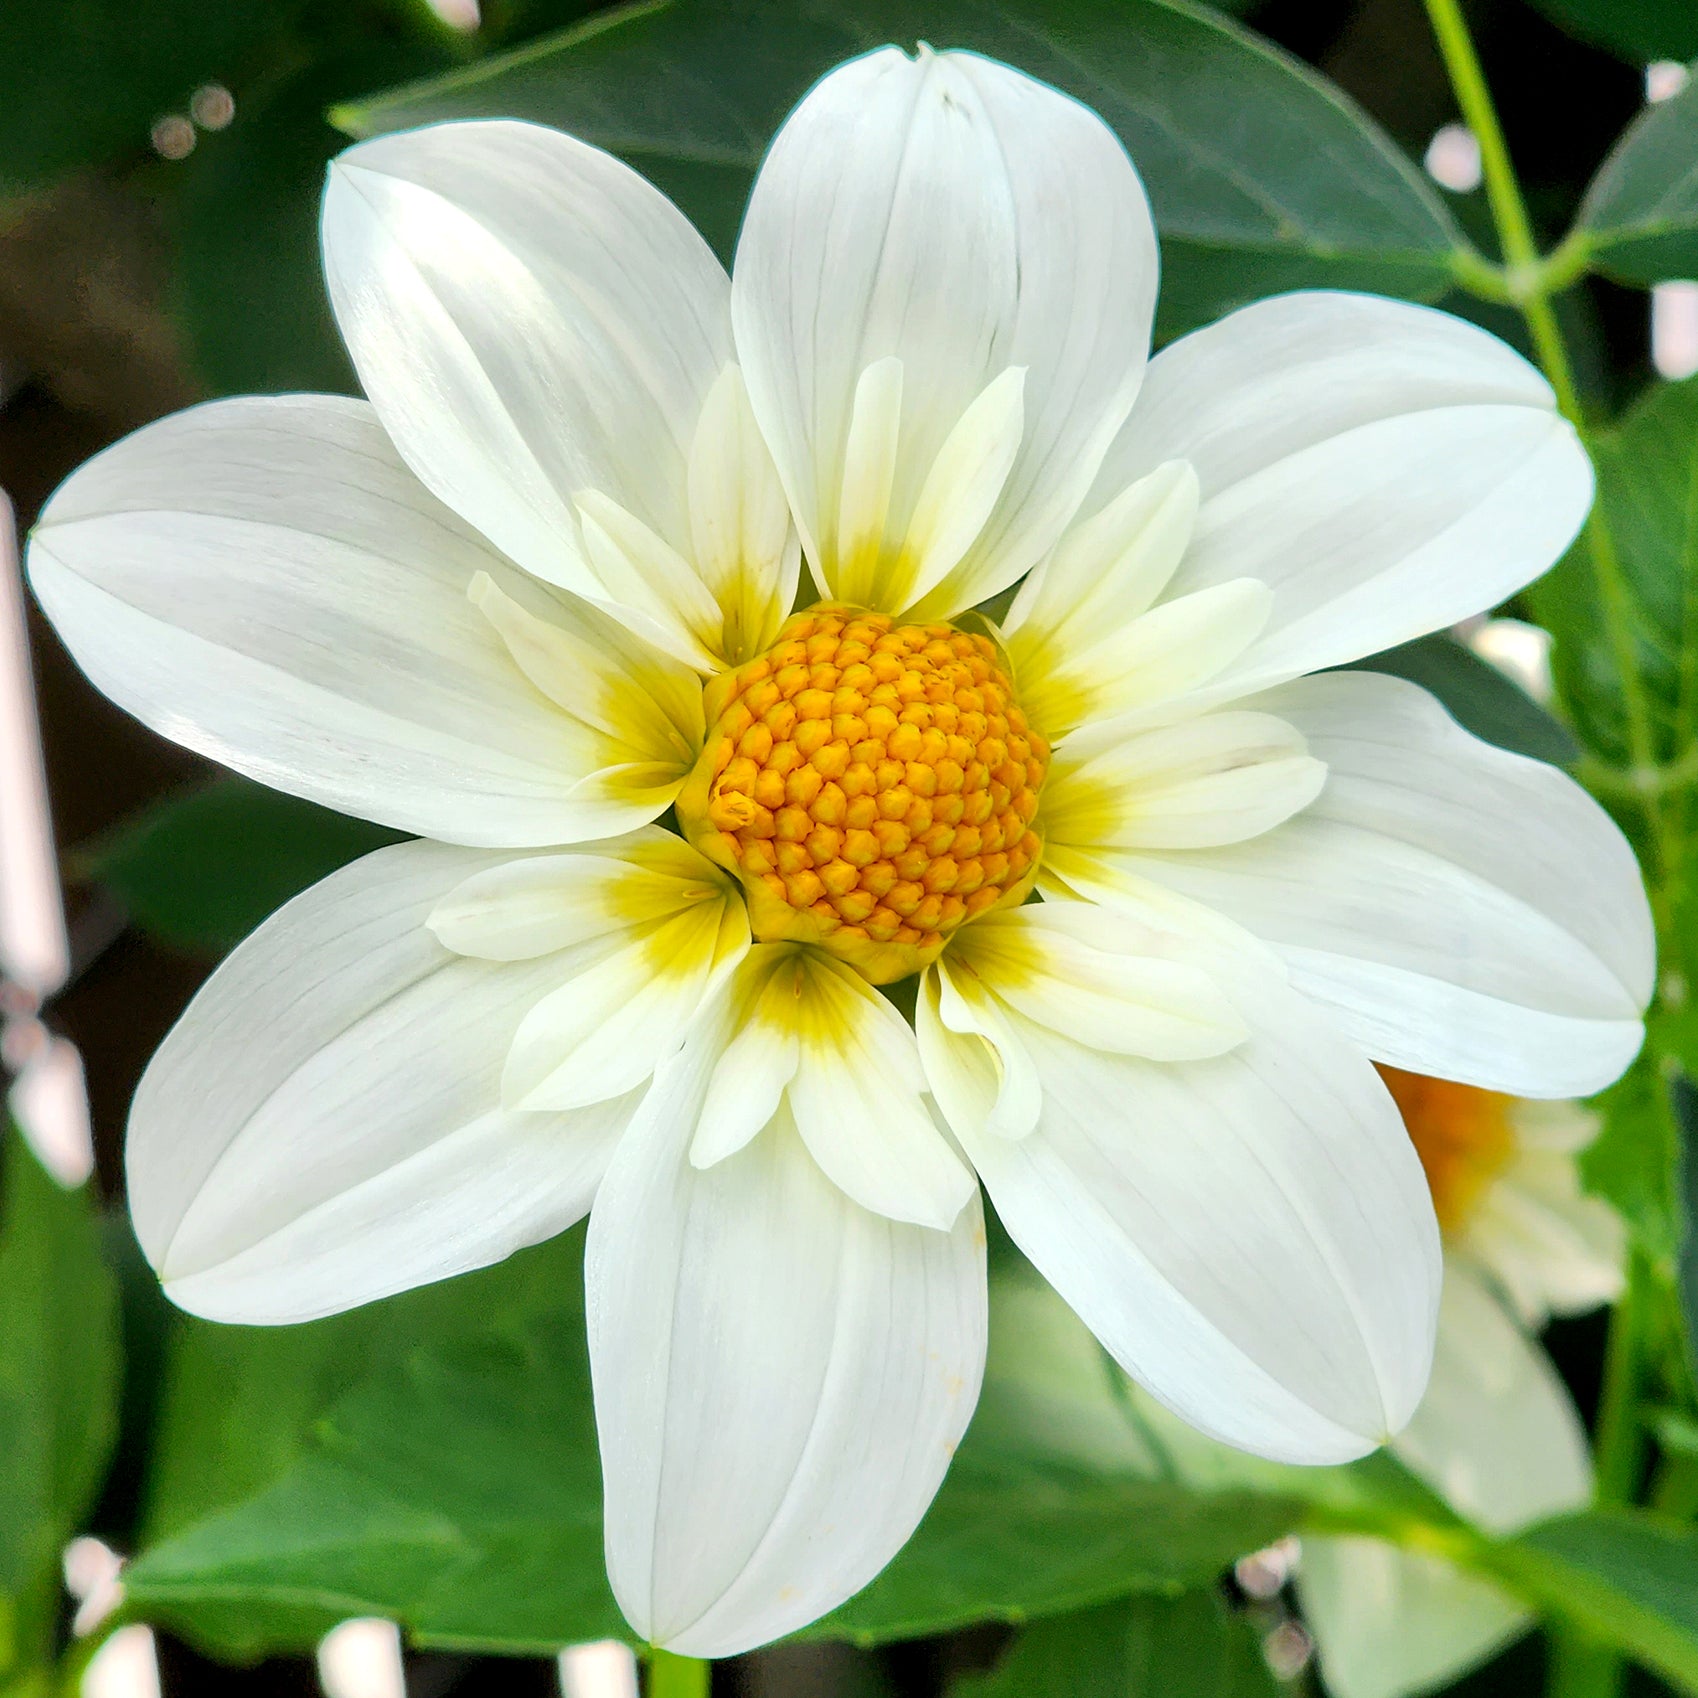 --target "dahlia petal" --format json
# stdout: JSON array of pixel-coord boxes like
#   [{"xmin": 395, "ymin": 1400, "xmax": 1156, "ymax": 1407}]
[
  {"xmin": 587, "ymin": 1005, "xmax": 986, "ymax": 1655},
  {"xmin": 919, "ymin": 936, "xmax": 1440, "ymax": 1464},
  {"xmin": 1101, "ymin": 672, "xmax": 1651, "ymax": 1096},
  {"xmin": 1089, "ymin": 292, "xmax": 1591, "ymax": 694},
  {"xmin": 732, "ymin": 47, "xmax": 1157, "ymax": 619},
  {"xmin": 132, "ymin": 841, "xmax": 633, "ymax": 1324},
  {"xmin": 27, "ymin": 396, "xmax": 697, "ymax": 846},
  {"xmin": 322, "ymin": 119, "xmax": 741, "ymax": 651}
]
